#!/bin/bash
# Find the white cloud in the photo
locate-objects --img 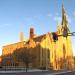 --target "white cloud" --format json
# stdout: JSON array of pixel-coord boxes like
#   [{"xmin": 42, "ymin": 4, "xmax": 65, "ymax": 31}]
[
  {"xmin": 54, "ymin": 15, "xmax": 72, "ymax": 24},
  {"xmin": 54, "ymin": 16, "xmax": 62, "ymax": 22},
  {"xmin": 56, "ymin": 13, "xmax": 59, "ymax": 16},
  {"xmin": 68, "ymin": 18, "xmax": 72, "ymax": 24},
  {"xmin": 0, "ymin": 24, "xmax": 10, "ymax": 28},
  {"xmin": 47, "ymin": 13, "xmax": 52, "ymax": 17},
  {"xmin": 66, "ymin": 15, "xmax": 72, "ymax": 24}
]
